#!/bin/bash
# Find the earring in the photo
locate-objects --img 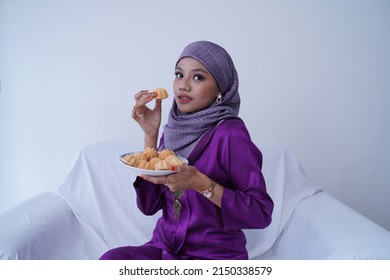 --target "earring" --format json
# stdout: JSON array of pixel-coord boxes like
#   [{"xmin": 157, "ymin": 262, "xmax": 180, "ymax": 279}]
[{"xmin": 216, "ymin": 93, "xmax": 223, "ymax": 104}]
